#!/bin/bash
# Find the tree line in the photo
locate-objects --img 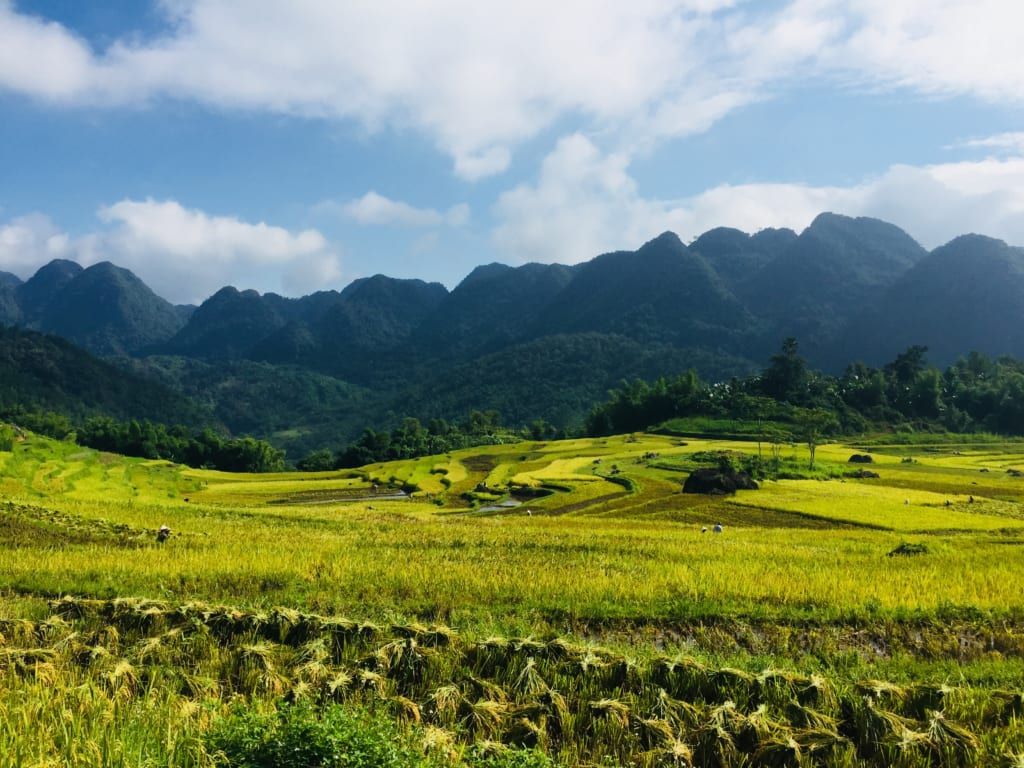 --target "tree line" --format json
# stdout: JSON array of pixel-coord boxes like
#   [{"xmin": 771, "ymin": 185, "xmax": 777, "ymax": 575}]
[
  {"xmin": 300, "ymin": 410, "xmax": 558, "ymax": 470},
  {"xmin": 78, "ymin": 417, "xmax": 286, "ymax": 473},
  {"xmin": 8, "ymin": 341, "xmax": 1024, "ymax": 473},
  {"xmin": 0, "ymin": 406, "xmax": 284, "ymax": 473},
  {"xmin": 585, "ymin": 340, "xmax": 1024, "ymax": 438}
]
